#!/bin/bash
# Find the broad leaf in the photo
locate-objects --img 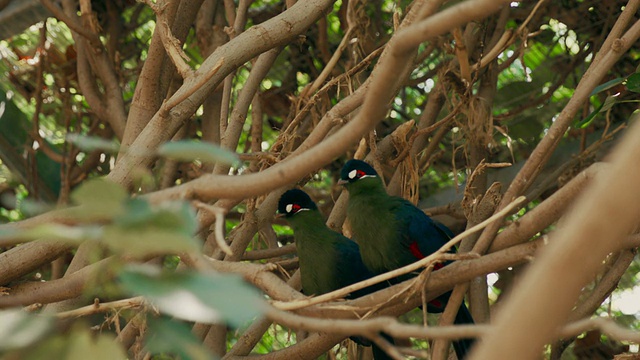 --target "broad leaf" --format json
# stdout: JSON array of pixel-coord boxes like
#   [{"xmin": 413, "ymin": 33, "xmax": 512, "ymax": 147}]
[
  {"xmin": 145, "ymin": 316, "xmax": 215, "ymax": 360},
  {"xmin": 576, "ymin": 101, "xmax": 604, "ymax": 129},
  {"xmin": 66, "ymin": 134, "xmax": 121, "ymax": 153},
  {"xmin": 102, "ymin": 225, "xmax": 200, "ymax": 257},
  {"xmin": 71, "ymin": 178, "xmax": 128, "ymax": 206},
  {"xmin": 0, "ymin": 309, "xmax": 52, "ymax": 350},
  {"xmin": 19, "ymin": 326, "xmax": 127, "ymax": 360},
  {"xmin": 65, "ymin": 328, "xmax": 127, "ymax": 360},
  {"xmin": 69, "ymin": 178, "xmax": 128, "ymax": 219},
  {"xmin": 119, "ymin": 265, "xmax": 265, "ymax": 327},
  {"xmin": 590, "ymin": 77, "xmax": 624, "ymax": 96},
  {"xmin": 103, "ymin": 199, "xmax": 200, "ymax": 257},
  {"xmin": 158, "ymin": 140, "xmax": 240, "ymax": 166},
  {"xmin": 600, "ymin": 93, "xmax": 619, "ymax": 113},
  {"xmin": 626, "ymin": 73, "xmax": 640, "ymax": 93},
  {"xmin": 1, "ymin": 224, "xmax": 102, "ymax": 245},
  {"xmin": 115, "ymin": 199, "xmax": 198, "ymax": 234}
]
